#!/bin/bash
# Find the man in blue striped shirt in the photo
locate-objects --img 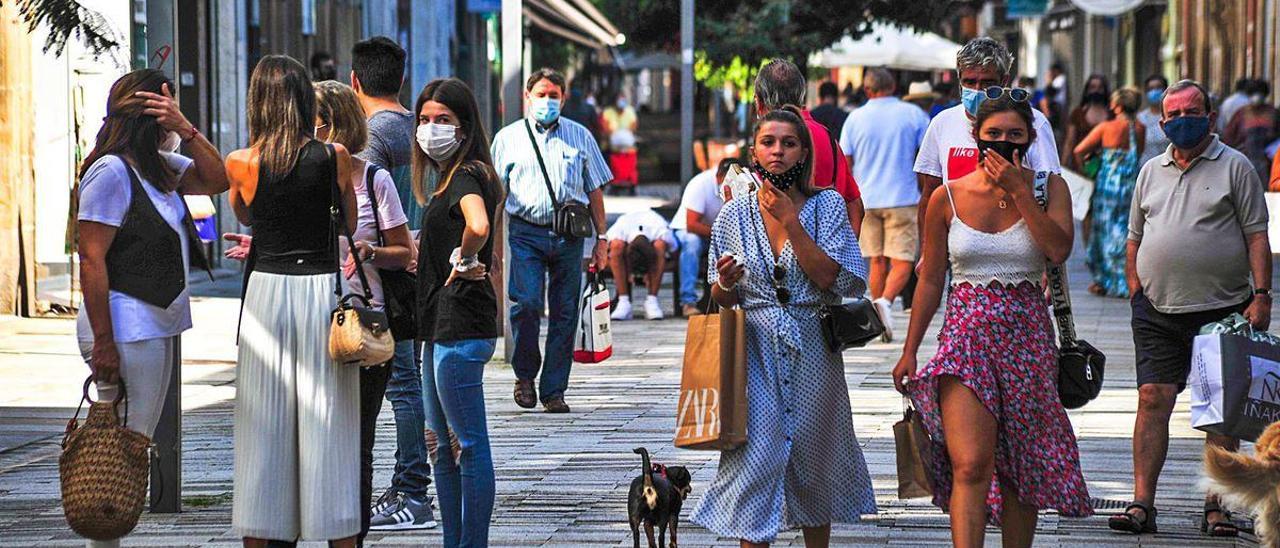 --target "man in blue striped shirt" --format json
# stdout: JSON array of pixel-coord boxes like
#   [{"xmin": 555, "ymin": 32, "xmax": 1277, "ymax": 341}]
[{"xmin": 492, "ymin": 68, "xmax": 611, "ymax": 414}]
